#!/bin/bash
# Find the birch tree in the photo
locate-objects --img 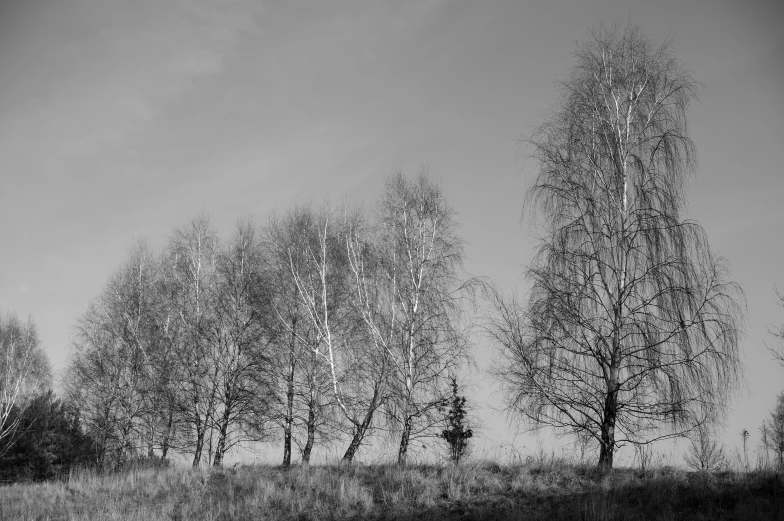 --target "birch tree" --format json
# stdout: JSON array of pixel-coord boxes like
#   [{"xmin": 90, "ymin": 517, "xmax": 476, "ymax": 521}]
[
  {"xmin": 0, "ymin": 313, "xmax": 50, "ymax": 457},
  {"xmin": 287, "ymin": 204, "xmax": 391, "ymax": 463},
  {"xmin": 166, "ymin": 214, "xmax": 220, "ymax": 467},
  {"xmin": 265, "ymin": 207, "xmax": 336, "ymax": 466},
  {"xmin": 375, "ymin": 170, "xmax": 471, "ymax": 465},
  {"xmin": 487, "ymin": 23, "xmax": 745, "ymax": 469},
  {"xmin": 207, "ymin": 221, "xmax": 274, "ymax": 466},
  {"xmin": 65, "ymin": 241, "xmax": 162, "ymax": 468}
]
